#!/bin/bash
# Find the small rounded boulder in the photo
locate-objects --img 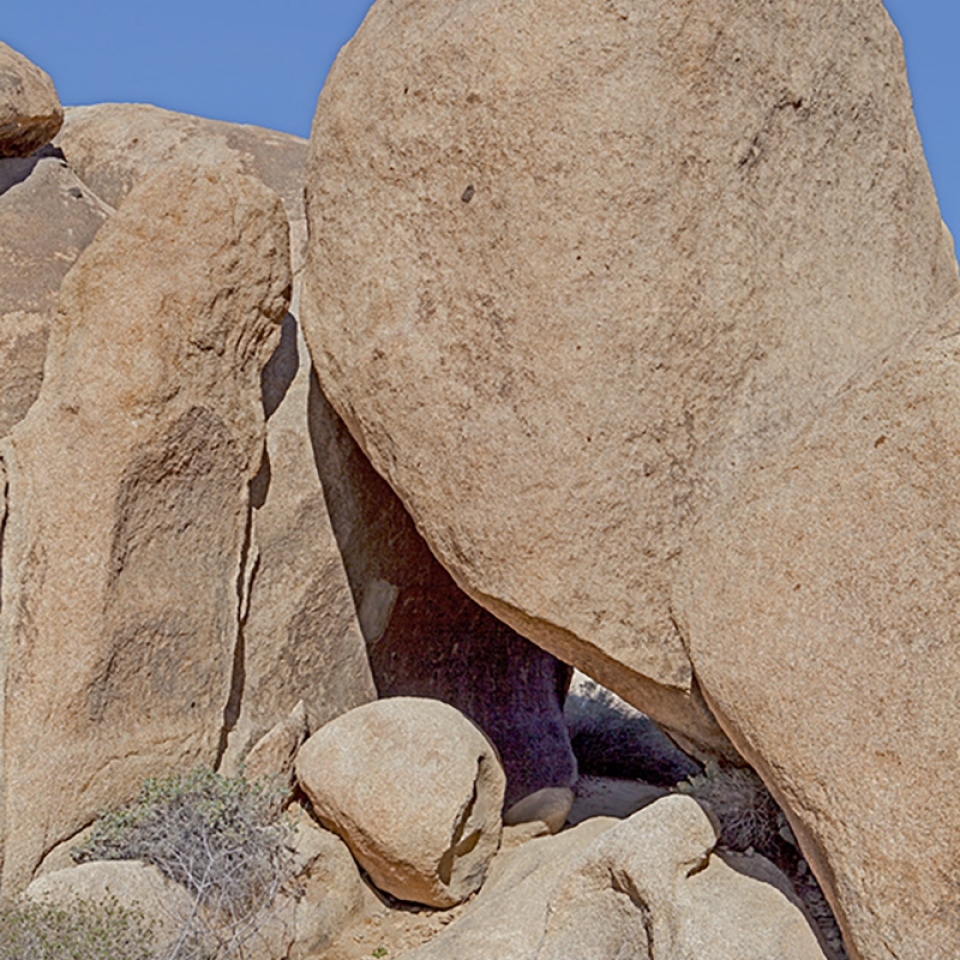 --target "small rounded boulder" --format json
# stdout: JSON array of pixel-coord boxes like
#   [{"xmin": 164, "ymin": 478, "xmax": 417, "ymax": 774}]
[{"xmin": 295, "ymin": 697, "xmax": 506, "ymax": 907}]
